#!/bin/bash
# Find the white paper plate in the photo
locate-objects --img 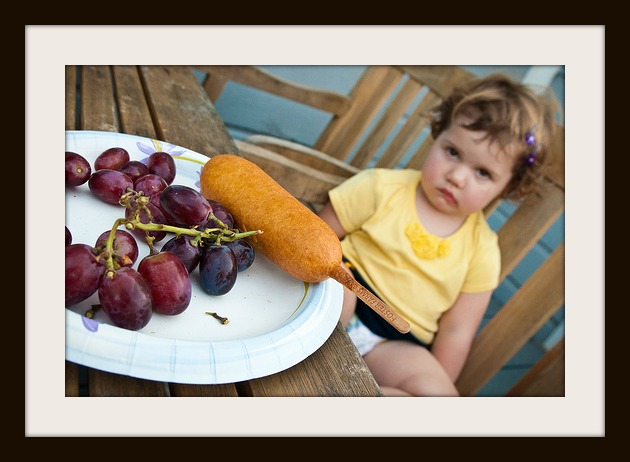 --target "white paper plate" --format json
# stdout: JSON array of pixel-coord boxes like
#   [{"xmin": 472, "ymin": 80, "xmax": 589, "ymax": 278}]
[{"xmin": 65, "ymin": 130, "xmax": 343, "ymax": 384}]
